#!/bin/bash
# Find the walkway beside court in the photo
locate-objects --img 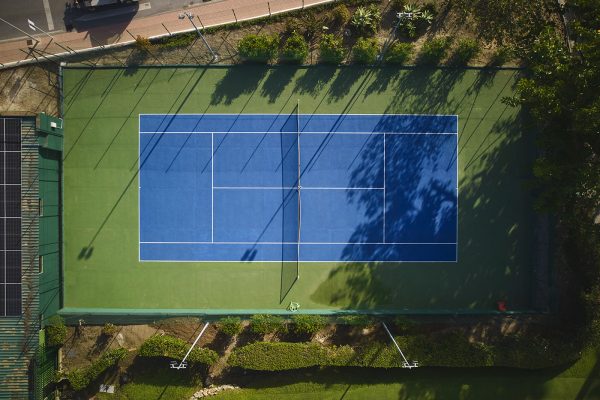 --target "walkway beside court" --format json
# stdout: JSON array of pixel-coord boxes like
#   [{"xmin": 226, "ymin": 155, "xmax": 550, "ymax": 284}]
[{"xmin": 0, "ymin": 0, "xmax": 332, "ymax": 69}]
